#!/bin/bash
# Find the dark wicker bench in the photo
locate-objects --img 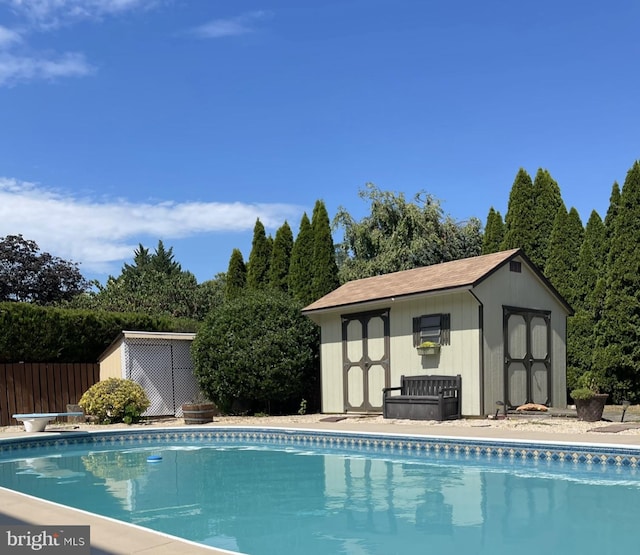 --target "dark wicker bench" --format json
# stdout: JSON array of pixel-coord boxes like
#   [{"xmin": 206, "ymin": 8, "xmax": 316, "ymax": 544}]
[{"xmin": 382, "ymin": 374, "xmax": 462, "ymax": 421}]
